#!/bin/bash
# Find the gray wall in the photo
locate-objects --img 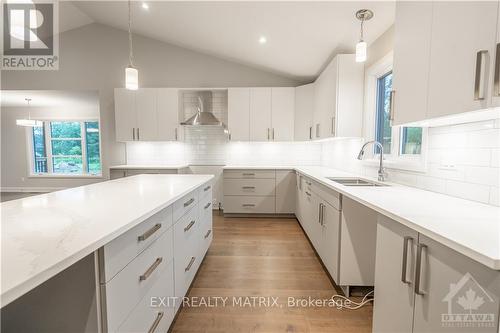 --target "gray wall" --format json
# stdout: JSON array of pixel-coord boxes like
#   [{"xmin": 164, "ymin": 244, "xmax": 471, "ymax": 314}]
[
  {"xmin": 365, "ymin": 24, "xmax": 394, "ymax": 68},
  {"xmin": 1, "ymin": 23, "xmax": 299, "ymax": 191}
]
